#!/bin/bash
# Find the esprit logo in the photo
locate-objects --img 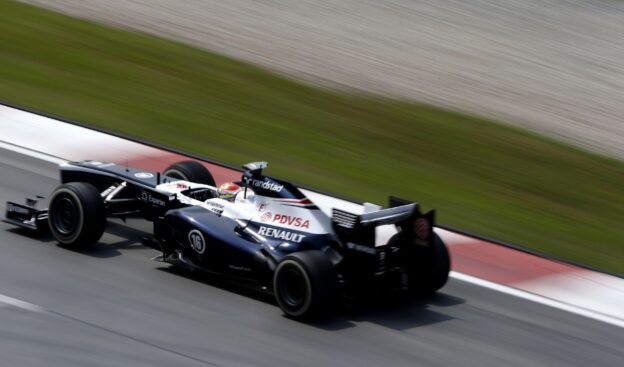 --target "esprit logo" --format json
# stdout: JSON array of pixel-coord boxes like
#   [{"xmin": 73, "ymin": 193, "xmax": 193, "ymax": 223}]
[{"xmin": 140, "ymin": 191, "xmax": 166, "ymax": 206}]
